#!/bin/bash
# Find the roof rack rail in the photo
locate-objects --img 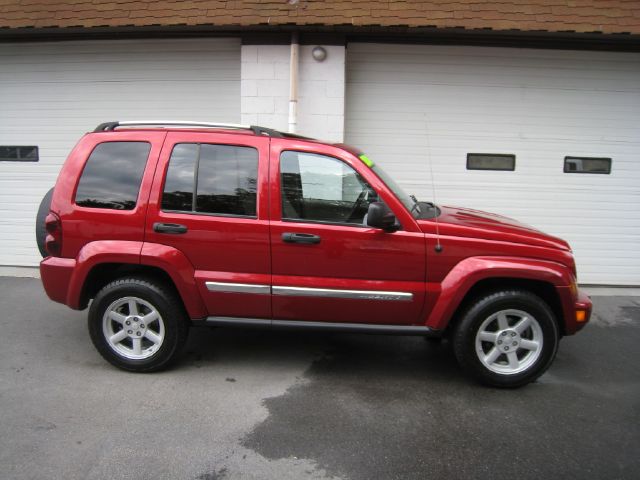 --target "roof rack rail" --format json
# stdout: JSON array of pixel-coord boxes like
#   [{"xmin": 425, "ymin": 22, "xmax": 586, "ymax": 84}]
[{"xmin": 93, "ymin": 121, "xmax": 284, "ymax": 137}]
